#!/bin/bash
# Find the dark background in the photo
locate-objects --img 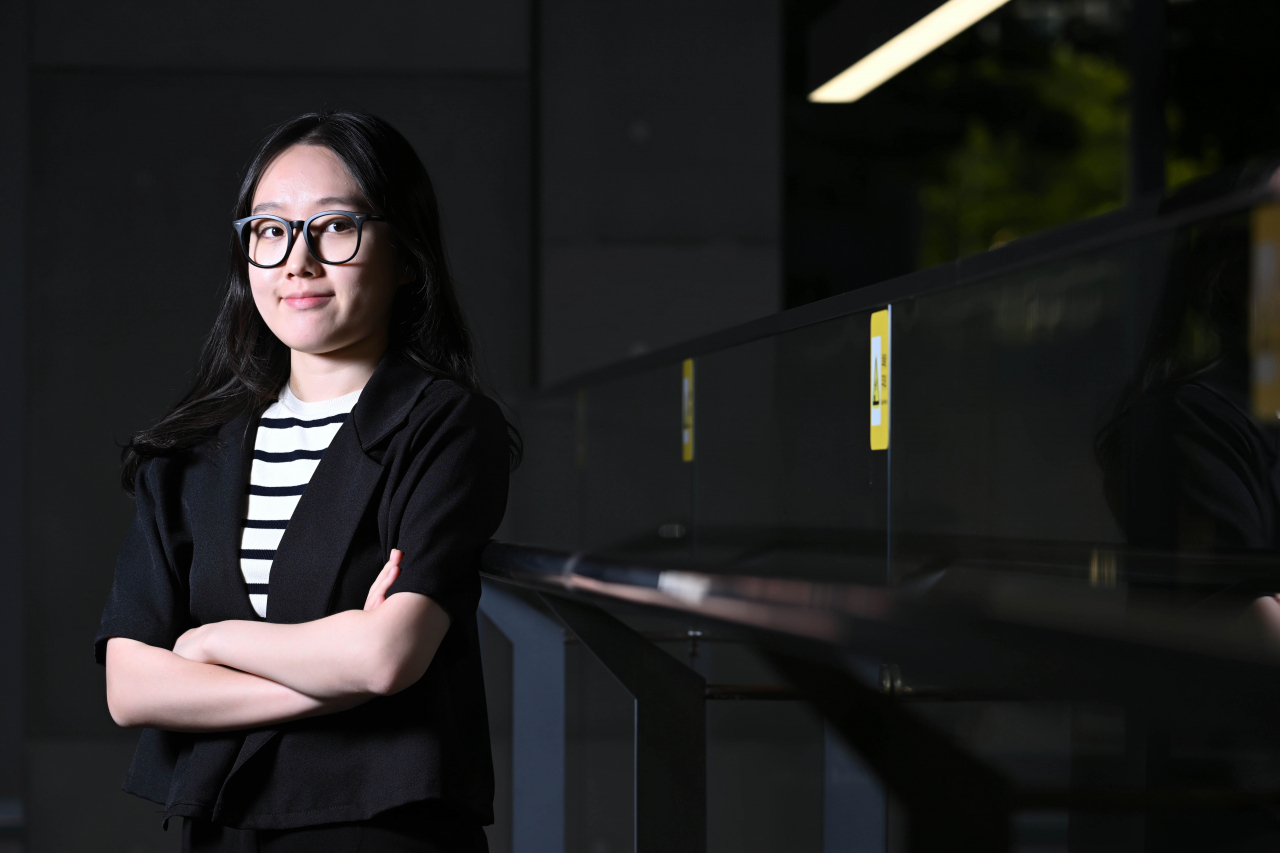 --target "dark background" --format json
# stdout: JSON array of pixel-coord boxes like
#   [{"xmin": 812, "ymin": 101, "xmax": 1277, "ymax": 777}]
[{"xmin": 3, "ymin": 0, "xmax": 1280, "ymax": 850}]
